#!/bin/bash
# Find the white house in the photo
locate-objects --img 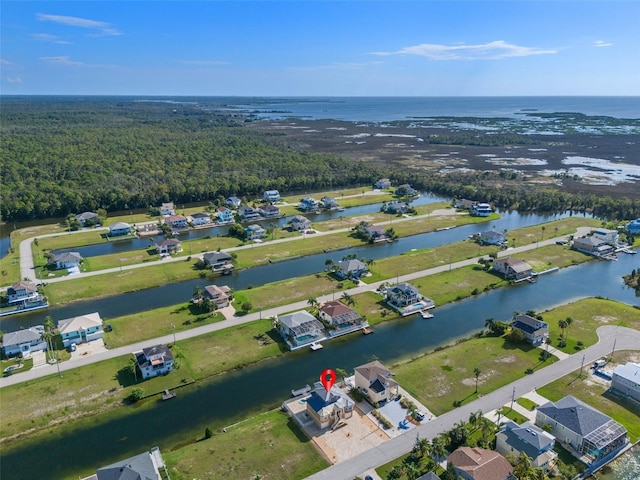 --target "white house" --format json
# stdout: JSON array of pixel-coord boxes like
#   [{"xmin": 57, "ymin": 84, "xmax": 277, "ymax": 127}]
[
  {"xmin": 108, "ymin": 222, "xmax": 132, "ymax": 236},
  {"xmin": 299, "ymin": 197, "xmax": 319, "ymax": 212},
  {"xmin": 473, "ymin": 203, "xmax": 493, "ymax": 217},
  {"xmin": 592, "ymin": 228, "xmax": 619, "ymax": 246},
  {"xmin": 226, "ymin": 196, "xmax": 242, "ymax": 209},
  {"xmin": 160, "ymin": 202, "xmax": 175, "ymax": 216},
  {"xmin": 354, "ymin": 360, "xmax": 399, "ymax": 404},
  {"xmin": 52, "ymin": 251, "xmax": 83, "ymax": 270},
  {"xmin": 320, "ymin": 196, "xmax": 338, "ymax": 209},
  {"xmin": 1, "ymin": 326, "xmax": 46, "ymax": 358},
  {"xmin": 611, "ymin": 362, "xmax": 640, "ymax": 402},
  {"xmin": 263, "ymin": 190, "xmax": 281, "ymax": 203},
  {"xmin": 257, "ymin": 204, "xmax": 281, "ymax": 218},
  {"xmin": 478, "ymin": 230, "xmax": 506, "ymax": 246},
  {"xmin": 133, "ymin": 344, "xmax": 174, "ymax": 380},
  {"xmin": 57, "ymin": 312, "xmax": 104, "ymax": 348},
  {"xmin": 75, "ymin": 211, "xmax": 99, "ymax": 226},
  {"xmin": 163, "ymin": 215, "xmax": 188, "ymax": 229},
  {"xmin": 290, "ymin": 215, "xmax": 311, "ymax": 231},
  {"xmin": 374, "ymin": 178, "xmax": 392, "ymax": 189},
  {"xmin": 189, "ymin": 212, "xmax": 212, "ymax": 226},
  {"xmin": 334, "ymin": 259, "xmax": 368, "ymax": 279},
  {"xmin": 277, "ymin": 310, "xmax": 325, "ymax": 349},
  {"xmin": 155, "ymin": 238, "xmax": 182, "ymax": 256},
  {"xmin": 93, "ymin": 447, "xmax": 168, "ymax": 480},
  {"xmin": 7, "ymin": 281, "xmax": 39, "ymax": 305},
  {"xmin": 244, "ymin": 224, "xmax": 266, "ymax": 240}
]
